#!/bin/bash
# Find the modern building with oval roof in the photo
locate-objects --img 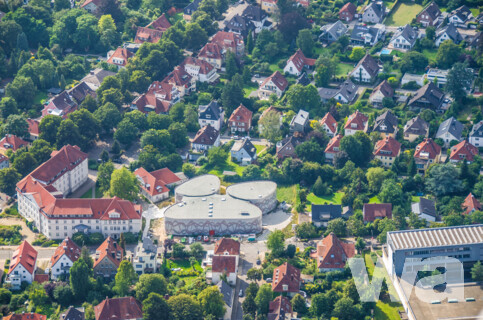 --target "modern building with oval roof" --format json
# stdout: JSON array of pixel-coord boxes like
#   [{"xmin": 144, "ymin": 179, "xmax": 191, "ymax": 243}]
[
  {"xmin": 174, "ymin": 174, "xmax": 220, "ymax": 201},
  {"xmin": 164, "ymin": 195, "xmax": 262, "ymax": 236},
  {"xmin": 226, "ymin": 181, "xmax": 277, "ymax": 214}
]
